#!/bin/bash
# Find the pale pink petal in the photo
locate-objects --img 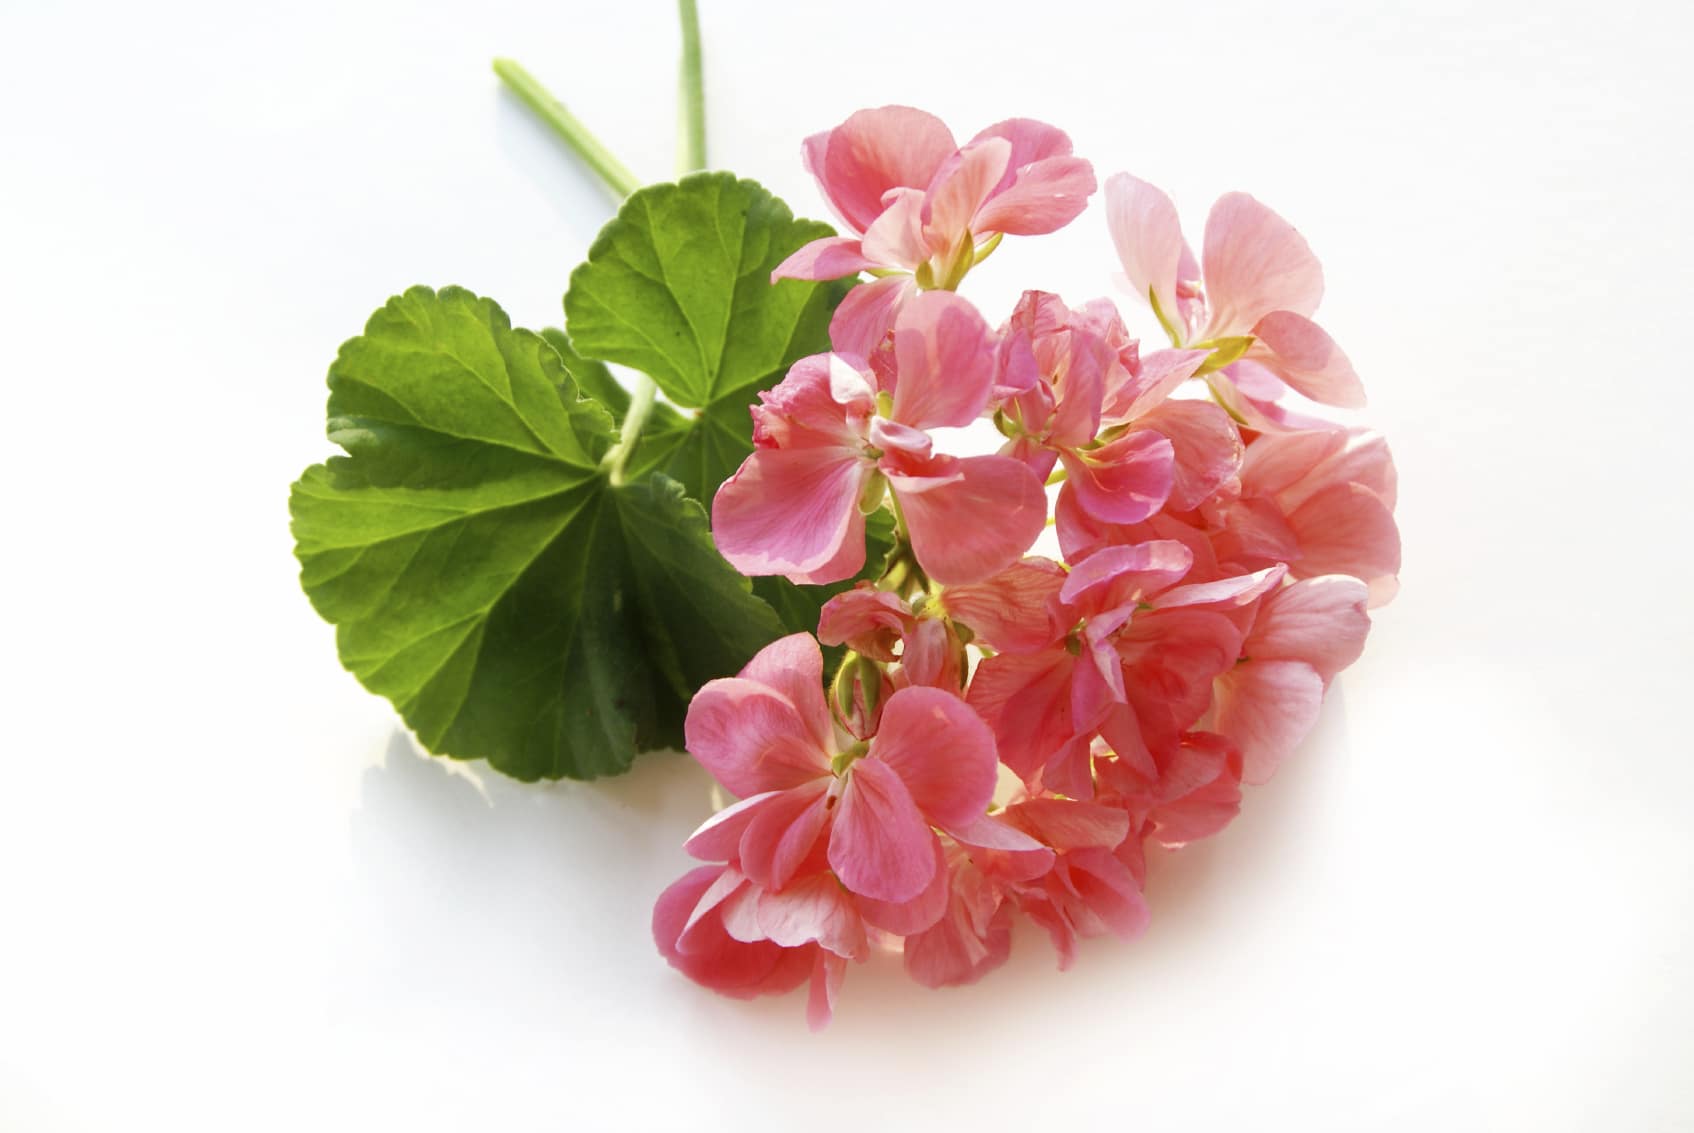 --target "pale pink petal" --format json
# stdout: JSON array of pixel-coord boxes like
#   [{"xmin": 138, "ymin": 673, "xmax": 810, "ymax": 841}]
[
  {"xmin": 1059, "ymin": 540, "xmax": 1193, "ymax": 615},
  {"xmin": 1105, "ymin": 173, "xmax": 1195, "ymax": 329},
  {"xmin": 828, "ymin": 273, "xmax": 913, "ymax": 358},
  {"xmin": 684, "ymin": 790, "xmax": 782, "ymax": 862},
  {"xmin": 684, "ymin": 680, "xmax": 831, "ymax": 797},
  {"xmin": 1105, "ymin": 347, "xmax": 1209, "ymax": 422},
  {"xmin": 856, "ymin": 834, "xmax": 950, "ymax": 935},
  {"xmin": 757, "ymin": 872, "xmax": 867, "ymax": 958},
  {"xmin": 770, "ymin": 236, "xmax": 875, "ymax": 282},
  {"xmin": 653, "ymin": 867, "xmax": 814, "ymax": 999},
  {"xmin": 810, "ymin": 107, "xmax": 957, "ymax": 233},
  {"xmin": 968, "ymin": 118, "xmax": 1075, "ymax": 177},
  {"xmin": 1247, "ymin": 575, "xmax": 1371, "ymax": 682},
  {"xmin": 1215, "ymin": 495, "xmax": 1302, "ymax": 566},
  {"xmin": 939, "ymin": 557, "xmax": 1068, "ymax": 653},
  {"xmin": 1250, "ymin": 310, "xmax": 1365, "ymax": 408},
  {"xmin": 1201, "ymin": 191, "xmax": 1325, "ymax": 333},
  {"xmin": 1153, "ymin": 564, "xmax": 1285, "ymax": 611},
  {"xmin": 889, "ymin": 290, "xmax": 996, "ymax": 429},
  {"xmin": 867, "ymin": 686, "xmax": 999, "ymax": 827},
  {"xmin": 783, "ymin": 509, "xmax": 870, "ymax": 586},
  {"xmin": 737, "ymin": 632, "xmax": 834, "ymax": 752},
  {"xmin": 1287, "ymin": 482, "xmax": 1402, "ymax": 596},
  {"xmin": 1060, "ymin": 429, "xmax": 1174, "ymax": 525},
  {"xmin": 712, "ymin": 446, "xmax": 870, "ymax": 582},
  {"xmin": 1214, "ymin": 659, "xmax": 1325, "ymax": 784},
  {"xmin": 738, "ymin": 782, "xmax": 833, "ymax": 892},
  {"xmin": 972, "ymin": 155, "xmax": 1096, "ymax": 237},
  {"xmin": 806, "ymin": 950, "xmax": 848, "ymax": 1031},
  {"xmin": 1137, "ymin": 399, "xmax": 1243, "ymax": 511},
  {"xmin": 892, "ymin": 455, "xmax": 1048, "ymax": 585},
  {"xmin": 859, "ymin": 188, "xmax": 932, "ymax": 272},
  {"xmin": 922, "ymin": 137, "xmax": 1012, "ymax": 246},
  {"xmin": 1240, "ymin": 427, "xmax": 1347, "ymax": 498},
  {"xmin": 828, "ymin": 757, "xmax": 938, "ymax": 903},
  {"xmin": 1276, "ymin": 428, "xmax": 1397, "ymax": 512}
]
